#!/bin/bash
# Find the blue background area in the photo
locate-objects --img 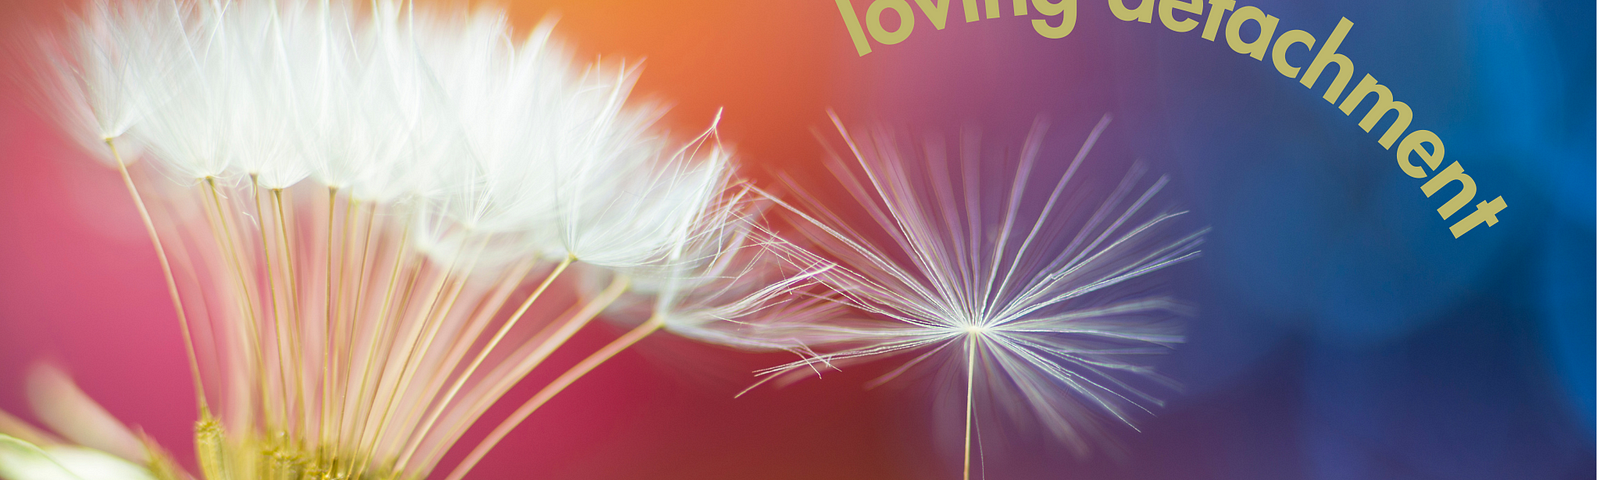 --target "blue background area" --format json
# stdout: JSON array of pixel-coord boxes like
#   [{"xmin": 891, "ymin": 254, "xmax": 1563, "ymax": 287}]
[{"xmin": 826, "ymin": 0, "xmax": 1595, "ymax": 478}]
